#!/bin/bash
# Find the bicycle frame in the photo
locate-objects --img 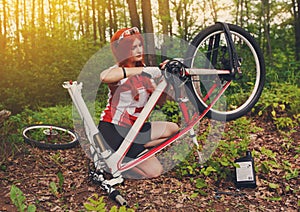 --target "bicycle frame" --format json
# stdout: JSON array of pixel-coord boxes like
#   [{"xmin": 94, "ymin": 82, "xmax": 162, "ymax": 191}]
[
  {"xmin": 63, "ymin": 67, "xmax": 231, "ymax": 174},
  {"xmin": 63, "ymin": 65, "xmax": 232, "ymax": 206}
]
